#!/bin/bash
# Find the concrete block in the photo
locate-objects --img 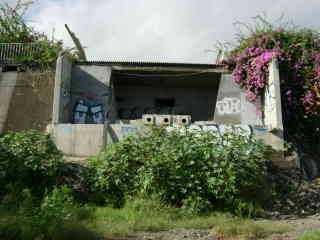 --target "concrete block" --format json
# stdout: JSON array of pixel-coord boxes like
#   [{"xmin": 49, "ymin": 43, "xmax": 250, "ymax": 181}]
[
  {"xmin": 173, "ymin": 115, "xmax": 191, "ymax": 126},
  {"xmin": 142, "ymin": 114, "xmax": 155, "ymax": 125},
  {"xmin": 155, "ymin": 115, "xmax": 172, "ymax": 126}
]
